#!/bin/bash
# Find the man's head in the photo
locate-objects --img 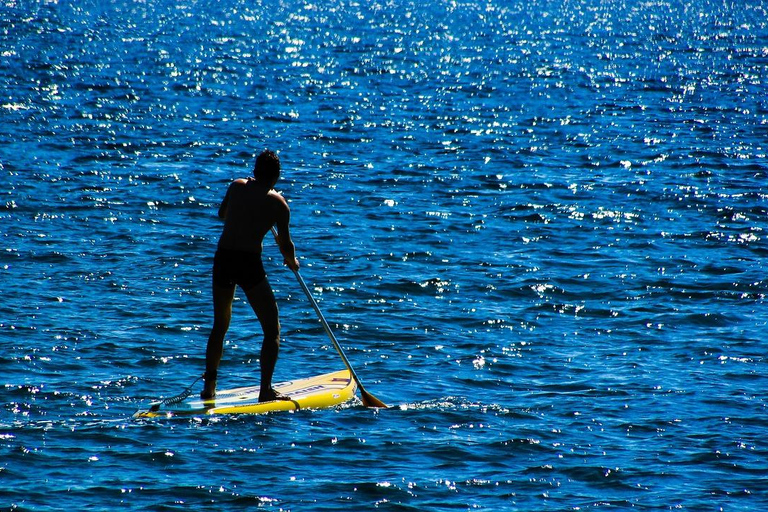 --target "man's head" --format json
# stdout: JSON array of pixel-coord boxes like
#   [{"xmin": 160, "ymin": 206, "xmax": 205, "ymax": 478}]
[{"xmin": 253, "ymin": 150, "xmax": 281, "ymax": 184}]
